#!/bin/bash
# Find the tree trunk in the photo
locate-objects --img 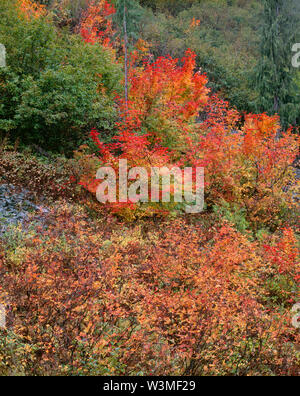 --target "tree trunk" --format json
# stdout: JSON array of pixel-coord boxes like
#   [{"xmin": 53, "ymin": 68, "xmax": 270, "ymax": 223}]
[{"xmin": 123, "ymin": 1, "xmax": 129, "ymax": 110}]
